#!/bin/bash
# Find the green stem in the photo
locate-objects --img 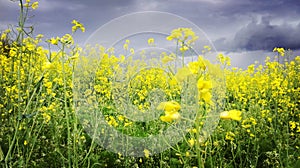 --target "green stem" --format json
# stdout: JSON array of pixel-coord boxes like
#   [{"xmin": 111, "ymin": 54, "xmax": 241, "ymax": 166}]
[
  {"xmin": 5, "ymin": 1, "xmax": 25, "ymax": 166},
  {"xmin": 195, "ymin": 107, "xmax": 204, "ymax": 168},
  {"xmin": 61, "ymin": 45, "xmax": 72, "ymax": 168}
]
